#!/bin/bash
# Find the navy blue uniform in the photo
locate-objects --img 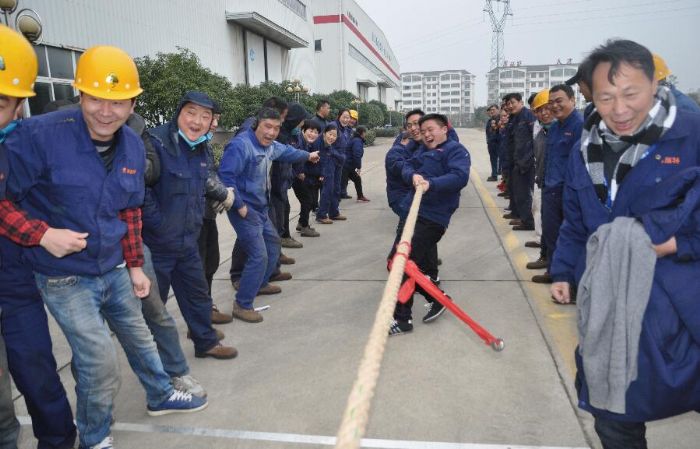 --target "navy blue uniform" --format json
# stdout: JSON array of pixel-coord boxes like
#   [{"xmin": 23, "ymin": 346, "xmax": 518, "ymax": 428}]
[
  {"xmin": 542, "ymin": 110, "xmax": 583, "ymax": 271},
  {"xmin": 389, "ymin": 139, "xmax": 470, "ymax": 322},
  {"xmin": 552, "ymin": 109, "xmax": 700, "ymax": 423},
  {"xmin": 144, "ymin": 120, "xmax": 219, "ymax": 355},
  {"xmin": 0, "ymin": 125, "xmax": 76, "ymax": 449},
  {"xmin": 509, "ymin": 108, "xmax": 537, "ymax": 228}
]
